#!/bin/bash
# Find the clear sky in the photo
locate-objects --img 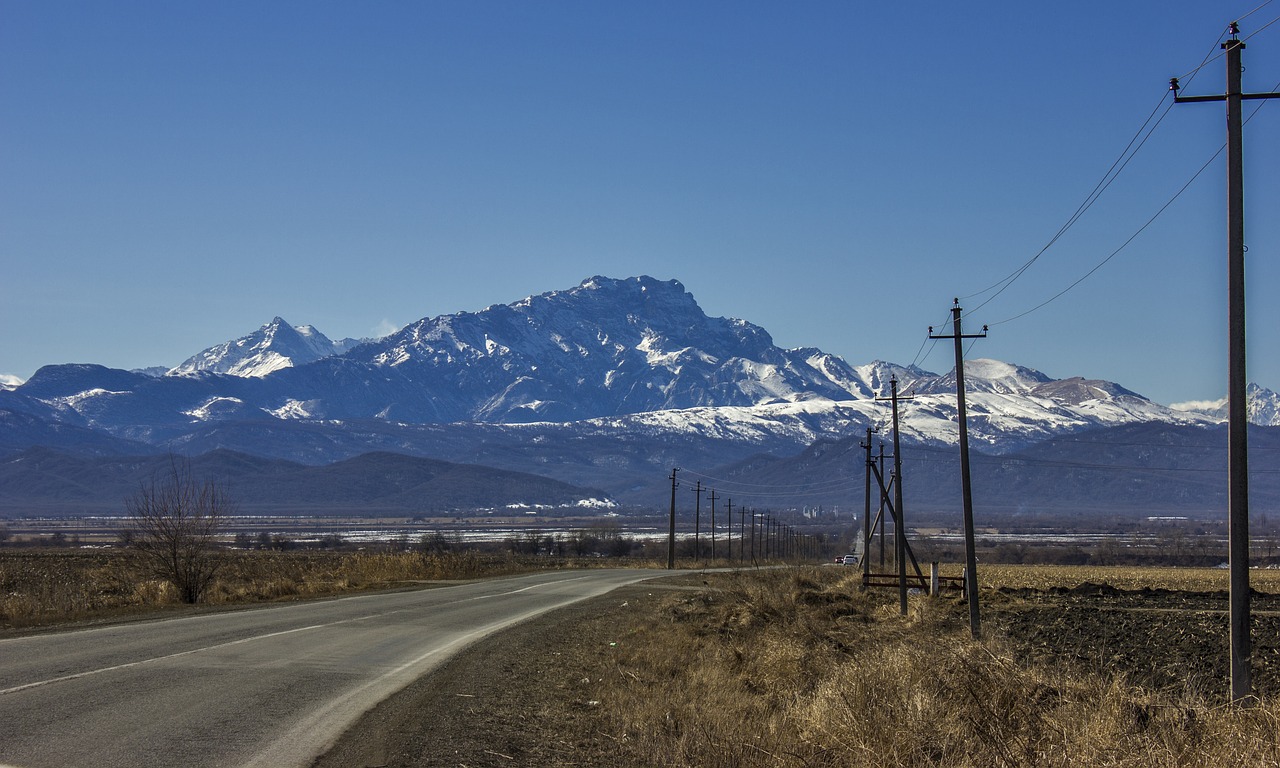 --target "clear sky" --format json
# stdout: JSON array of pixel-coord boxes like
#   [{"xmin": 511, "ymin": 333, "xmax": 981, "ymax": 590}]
[{"xmin": 2, "ymin": 1, "xmax": 1278, "ymax": 405}]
